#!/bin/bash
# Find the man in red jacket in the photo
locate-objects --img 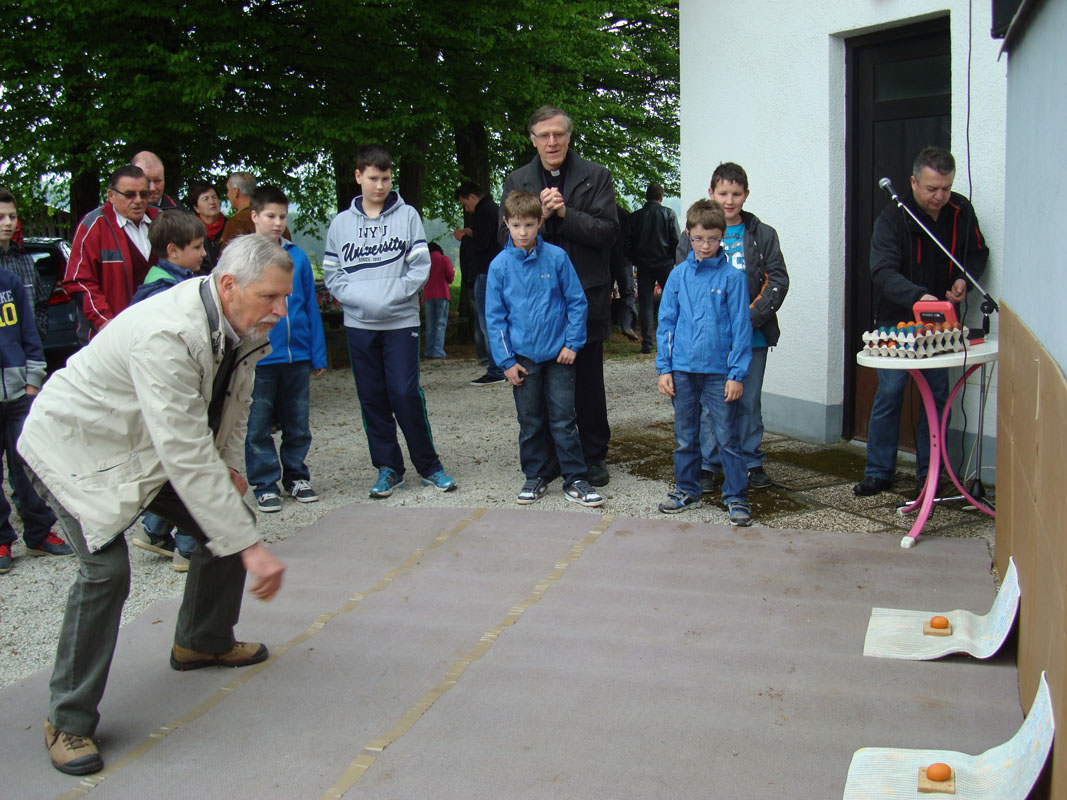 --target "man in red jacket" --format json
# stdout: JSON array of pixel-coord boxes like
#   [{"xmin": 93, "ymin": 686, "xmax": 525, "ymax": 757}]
[{"xmin": 62, "ymin": 165, "xmax": 159, "ymax": 340}]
